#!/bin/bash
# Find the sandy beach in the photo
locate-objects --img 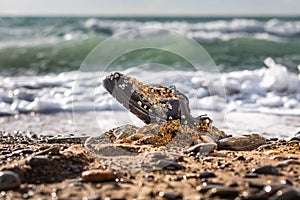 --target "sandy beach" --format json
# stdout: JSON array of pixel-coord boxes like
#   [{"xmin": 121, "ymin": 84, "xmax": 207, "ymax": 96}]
[{"xmin": 0, "ymin": 131, "xmax": 299, "ymax": 199}]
